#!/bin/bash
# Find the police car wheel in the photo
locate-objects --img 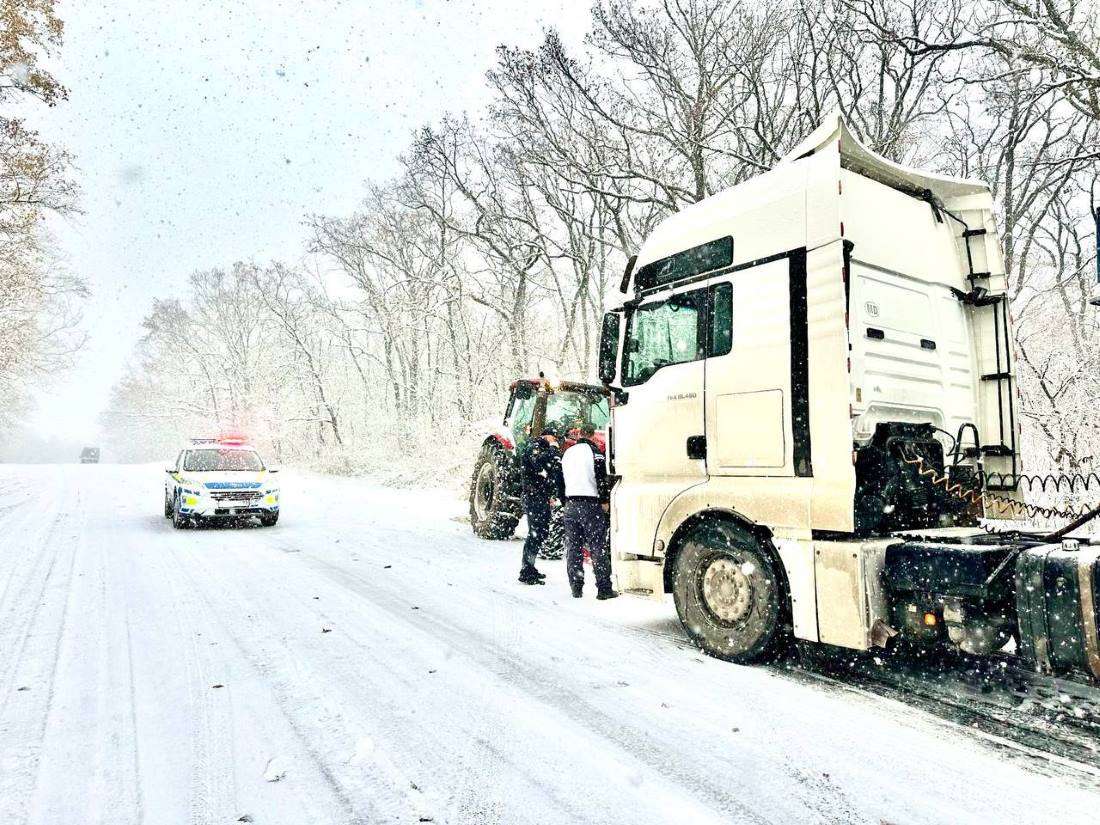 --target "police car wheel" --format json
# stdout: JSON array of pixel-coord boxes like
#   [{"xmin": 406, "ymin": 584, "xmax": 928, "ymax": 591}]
[
  {"xmin": 260, "ymin": 512, "xmax": 279, "ymax": 527},
  {"xmin": 164, "ymin": 492, "xmax": 173, "ymax": 518},
  {"xmin": 171, "ymin": 494, "xmax": 190, "ymax": 530},
  {"xmin": 671, "ymin": 519, "xmax": 788, "ymax": 664}
]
